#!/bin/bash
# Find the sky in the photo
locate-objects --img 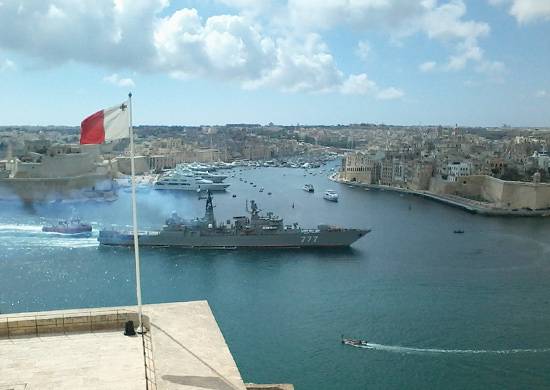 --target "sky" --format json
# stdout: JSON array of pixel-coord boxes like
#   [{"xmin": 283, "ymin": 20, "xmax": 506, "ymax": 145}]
[{"xmin": 0, "ymin": 0, "xmax": 549, "ymax": 127}]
